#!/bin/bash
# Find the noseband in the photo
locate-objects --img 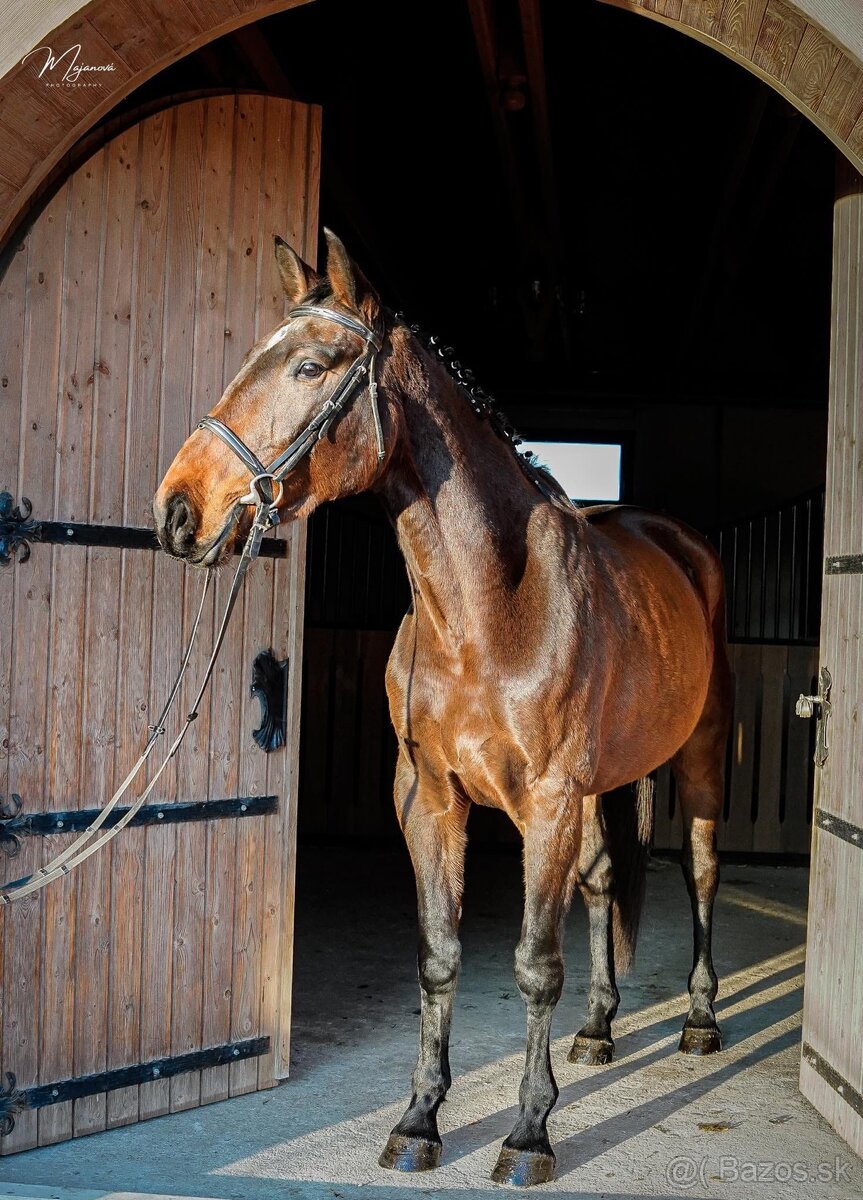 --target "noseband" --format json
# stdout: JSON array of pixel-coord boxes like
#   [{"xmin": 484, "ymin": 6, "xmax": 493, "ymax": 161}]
[{"xmin": 197, "ymin": 304, "xmax": 385, "ymax": 539}]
